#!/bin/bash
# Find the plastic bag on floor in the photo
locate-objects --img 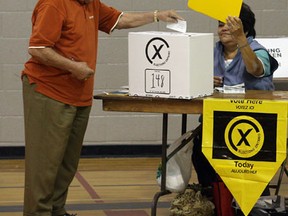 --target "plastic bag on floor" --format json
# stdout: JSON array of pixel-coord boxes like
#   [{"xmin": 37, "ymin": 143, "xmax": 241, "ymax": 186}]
[{"xmin": 156, "ymin": 130, "xmax": 194, "ymax": 193}]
